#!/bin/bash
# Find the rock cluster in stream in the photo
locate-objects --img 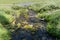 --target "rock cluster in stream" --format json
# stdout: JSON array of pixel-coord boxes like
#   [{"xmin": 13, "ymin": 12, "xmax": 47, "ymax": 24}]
[{"xmin": 11, "ymin": 9, "xmax": 57, "ymax": 40}]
